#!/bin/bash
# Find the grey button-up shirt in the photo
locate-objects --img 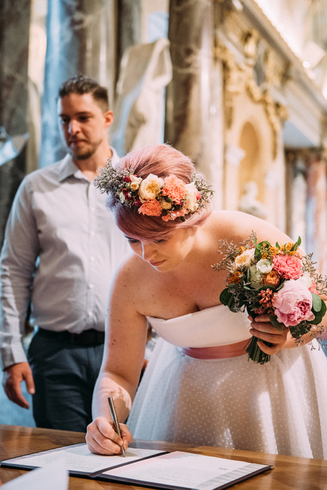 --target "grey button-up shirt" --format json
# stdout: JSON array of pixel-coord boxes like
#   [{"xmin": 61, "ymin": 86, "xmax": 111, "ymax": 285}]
[{"xmin": 0, "ymin": 150, "xmax": 130, "ymax": 369}]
